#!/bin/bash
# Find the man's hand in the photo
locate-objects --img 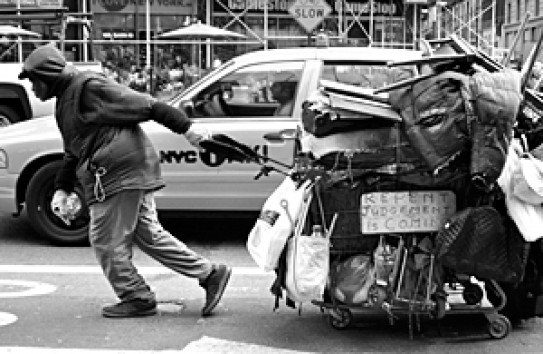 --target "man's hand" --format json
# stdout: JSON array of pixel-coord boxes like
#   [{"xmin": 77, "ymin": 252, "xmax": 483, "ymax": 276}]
[
  {"xmin": 184, "ymin": 124, "xmax": 212, "ymax": 150},
  {"xmin": 51, "ymin": 189, "xmax": 71, "ymax": 225}
]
